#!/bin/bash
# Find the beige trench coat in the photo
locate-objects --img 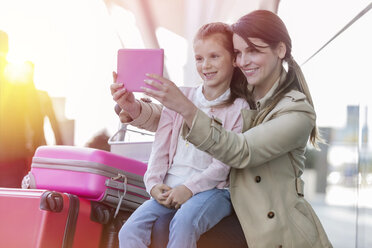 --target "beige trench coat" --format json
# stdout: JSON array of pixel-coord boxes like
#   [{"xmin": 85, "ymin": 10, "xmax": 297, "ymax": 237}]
[{"xmin": 126, "ymin": 80, "xmax": 332, "ymax": 248}]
